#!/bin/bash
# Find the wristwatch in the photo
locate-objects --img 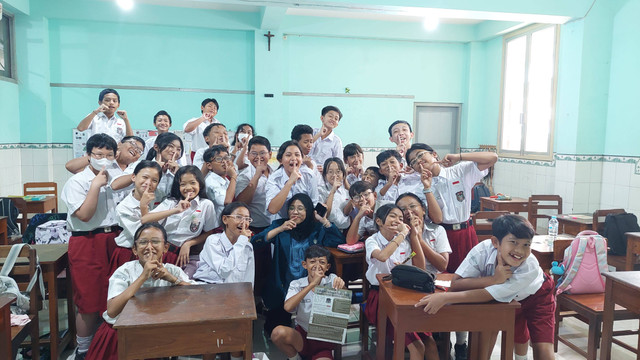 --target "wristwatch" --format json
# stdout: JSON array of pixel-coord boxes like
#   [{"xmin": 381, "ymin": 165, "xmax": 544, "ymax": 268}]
[{"xmin": 422, "ymin": 187, "xmax": 433, "ymax": 194}]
